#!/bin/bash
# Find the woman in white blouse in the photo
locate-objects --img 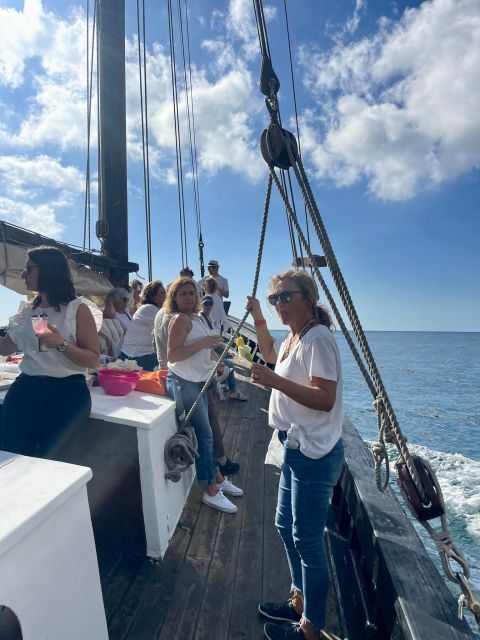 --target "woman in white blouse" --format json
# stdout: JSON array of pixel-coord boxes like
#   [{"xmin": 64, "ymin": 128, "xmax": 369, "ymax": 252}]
[
  {"xmin": 119, "ymin": 280, "xmax": 166, "ymax": 371},
  {"xmin": 0, "ymin": 246, "xmax": 101, "ymax": 458}
]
